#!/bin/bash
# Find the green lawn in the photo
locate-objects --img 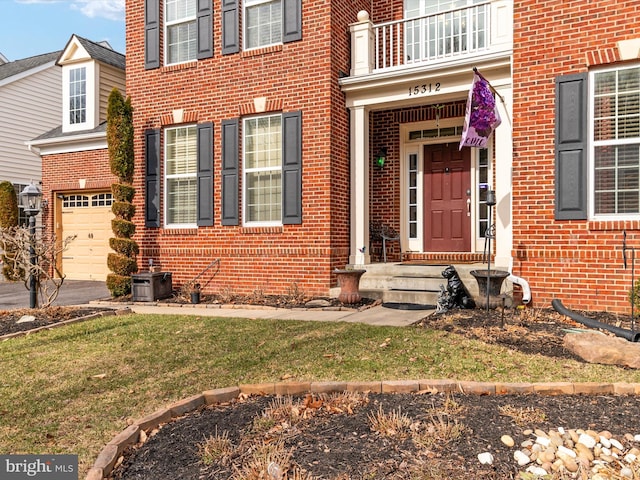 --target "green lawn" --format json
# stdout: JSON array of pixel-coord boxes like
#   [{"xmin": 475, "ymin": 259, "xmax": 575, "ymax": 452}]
[{"xmin": 0, "ymin": 312, "xmax": 637, "ymax": 477}]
